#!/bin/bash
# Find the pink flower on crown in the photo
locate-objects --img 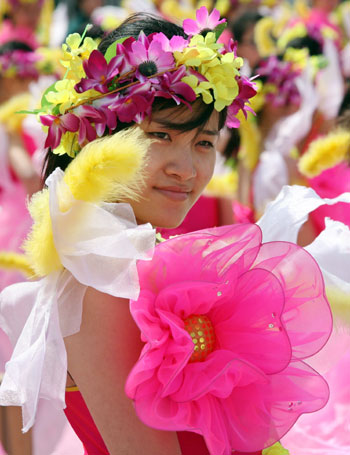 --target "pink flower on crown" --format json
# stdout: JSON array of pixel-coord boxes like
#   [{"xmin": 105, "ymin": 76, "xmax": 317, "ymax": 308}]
[
  {"xmin": 183, "ymin": 7, "xmax": 226, "ymax": 36},
  {"xmin": 152, "ymin": 33, "xmax": 188, "ymax": 53},
  {"xmin": 40, "ymin": 113, "xmax": 80, "ymax": 149},
  {"xmin": 226, "ymin": 77, "xmax": 257, "ymax": 128},
  {"xmin": 154, "ymin": 66, "xmax": 196, "ymax": 106},
  {"xmin": 88, "ymin": 98, "xmax": 117, "ymax": 136},
  {"xmin": 256, "ymin": 56, "xmax": 301, "ymax": 108},
  {"xmin": 128, "ymin": 32, "xmax": 175, "ymax": 82},
  {"xmin": 126, "ymin": 224, "xmax": 331, "ymax": 455},
  {"xmin": 75, "ymin": 50, "xmax": 123, "ymax": 94},
  {"xmin": 109, "ymin": 83, "xmax": 154, "ymax": 123}
]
